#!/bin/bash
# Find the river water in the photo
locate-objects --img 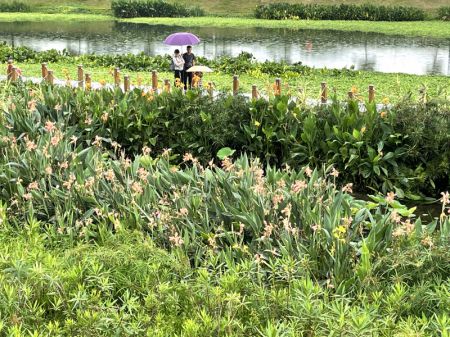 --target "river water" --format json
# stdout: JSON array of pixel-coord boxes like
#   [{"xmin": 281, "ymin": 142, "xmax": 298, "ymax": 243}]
[{"xmin": 0, "ymin": 20, "xmax": 449, "ymax": 75}]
